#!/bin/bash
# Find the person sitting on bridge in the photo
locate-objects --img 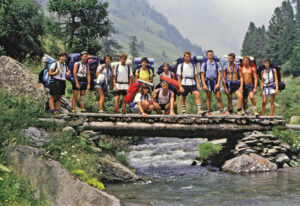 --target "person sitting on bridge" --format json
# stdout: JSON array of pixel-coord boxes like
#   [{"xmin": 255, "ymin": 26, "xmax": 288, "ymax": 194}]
[
  {"xmin": 95, "ymin": 54, "xmax": 113, "ymax": 113},
  {"xmin": 130, "ymin": 83, "xmax": 157, "ymax": 117},
  {"xmin": 241, "ymin": 56, "xmax": 259, "ymax": 116},
  {"xmin": 201, "ymin": 50, "xmax": 225, "ymax": 116},
  {"xmin": 113, "ymin": 53, "xmax": 133, "ymax": 114},
  {"xmin": 177, "ymin": 50, "xmax": 203, "ymax": 115},
  {"xmin": 223, "ymin": 53, "xmax": 243, "ymax": 115},
  {"xmin": 260, "ymin": 59, "xmax": 279, "ymax": 116},
  {"xmin": 152, "ymin": 81, "xmax": 176, "ymax": 115}
]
